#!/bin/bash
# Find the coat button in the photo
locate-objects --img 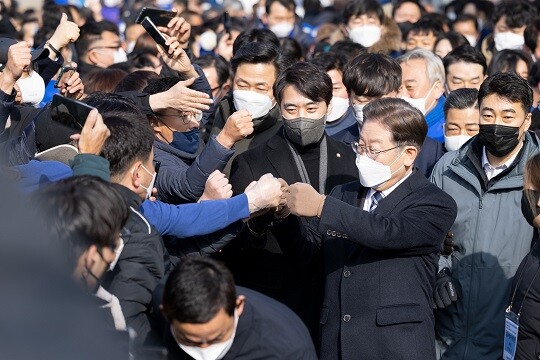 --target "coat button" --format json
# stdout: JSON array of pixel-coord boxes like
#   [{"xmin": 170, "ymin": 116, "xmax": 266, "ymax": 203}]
[
  {"xmin": 343, "ymin": 270, "xmax": 351, "ymax": 278},
  {"xmin": 331, "ymin": 230, "xmax": 337, "ymax": 236},
  {"xmin": 326, "ymin": 230, "xmax": 332, "ymax": 236},
  {"xmin": 343, "ymin": 234, "xmax": 348, "ymax": 239},
  {"xmin": 343, "ymin": 314, "xmax": 351, "ymax": 322}
]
